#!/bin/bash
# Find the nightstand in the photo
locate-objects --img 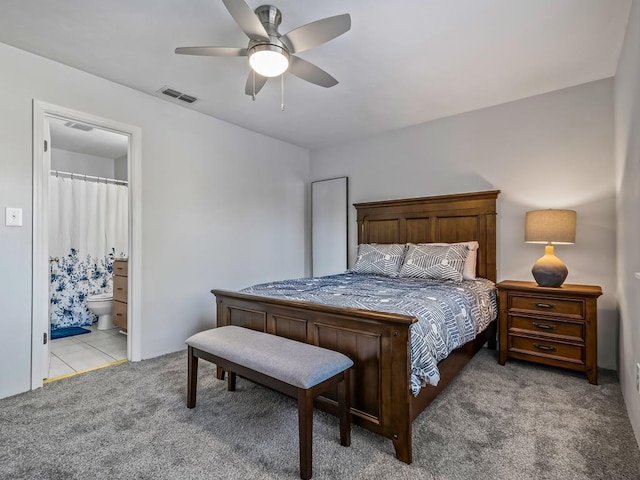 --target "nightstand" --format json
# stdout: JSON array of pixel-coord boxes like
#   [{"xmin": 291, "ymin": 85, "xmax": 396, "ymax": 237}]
[{"xmin": 497, "ymin": 280, "xmax": 602, "ymax": 384}]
